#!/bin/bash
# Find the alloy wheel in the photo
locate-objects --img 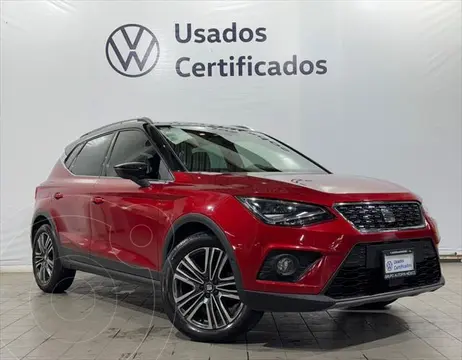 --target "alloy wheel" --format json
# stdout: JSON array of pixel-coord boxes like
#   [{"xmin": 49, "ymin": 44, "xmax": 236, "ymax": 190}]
[
  {"xmin": 172, "ymin": 247, "xmax": 243, "ymax": 330},
  {"xmin": 34, "ymin": 233, "xmax": 54, "ymax": 284}
]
